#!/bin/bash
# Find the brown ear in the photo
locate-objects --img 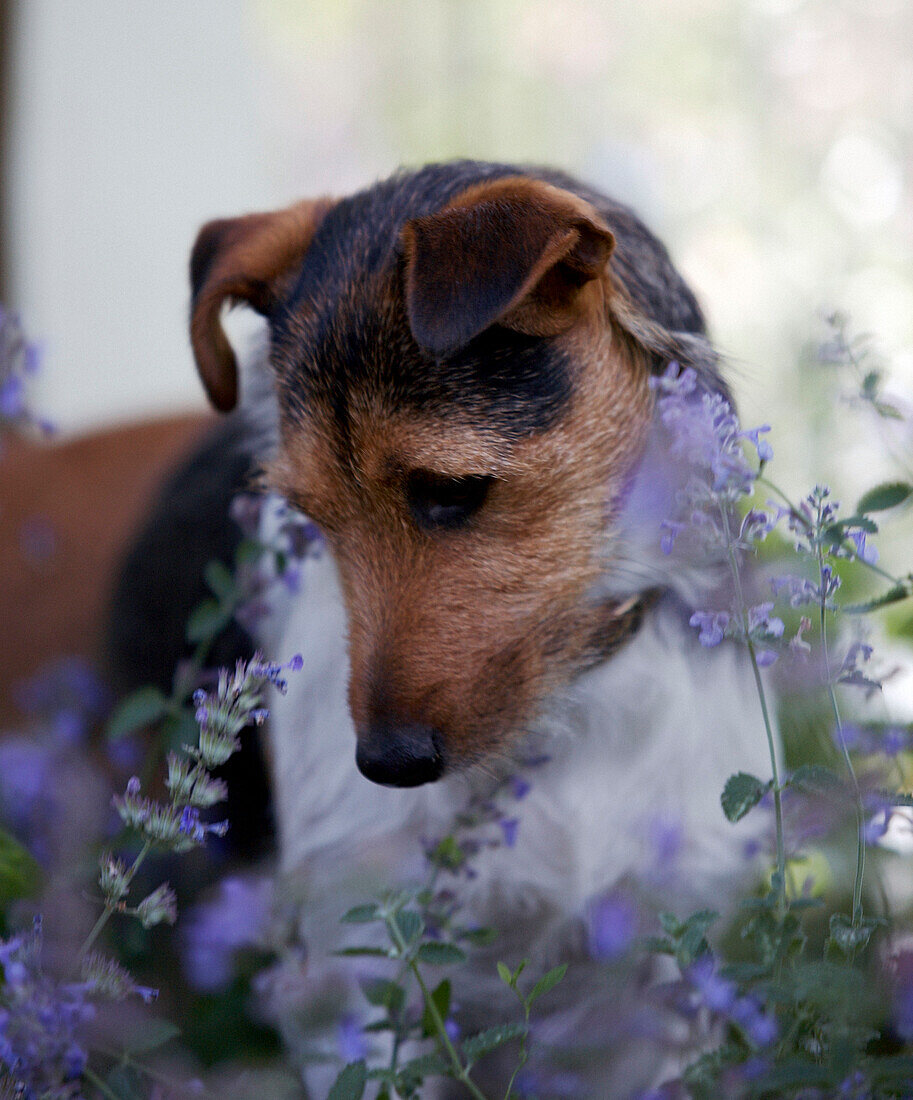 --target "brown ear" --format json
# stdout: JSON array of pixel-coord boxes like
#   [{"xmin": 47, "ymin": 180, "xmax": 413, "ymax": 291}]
[
  {"xmin": 189, "ymin": 198, "xmax": 333, "ymax": 411},
  {"xmin": 401, "ymin": 178, "xmax": 615, "ymax": 357}
]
